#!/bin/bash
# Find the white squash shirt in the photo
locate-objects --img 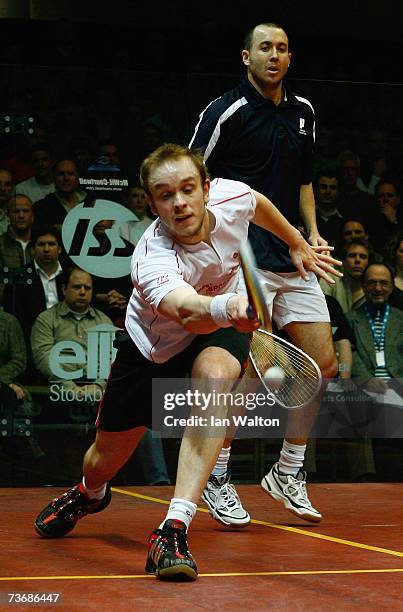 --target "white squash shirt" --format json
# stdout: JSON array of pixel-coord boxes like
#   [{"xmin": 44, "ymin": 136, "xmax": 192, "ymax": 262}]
[{"xmin": 125, "ymin": 178, "xmax": 256, "ymax": 362}]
